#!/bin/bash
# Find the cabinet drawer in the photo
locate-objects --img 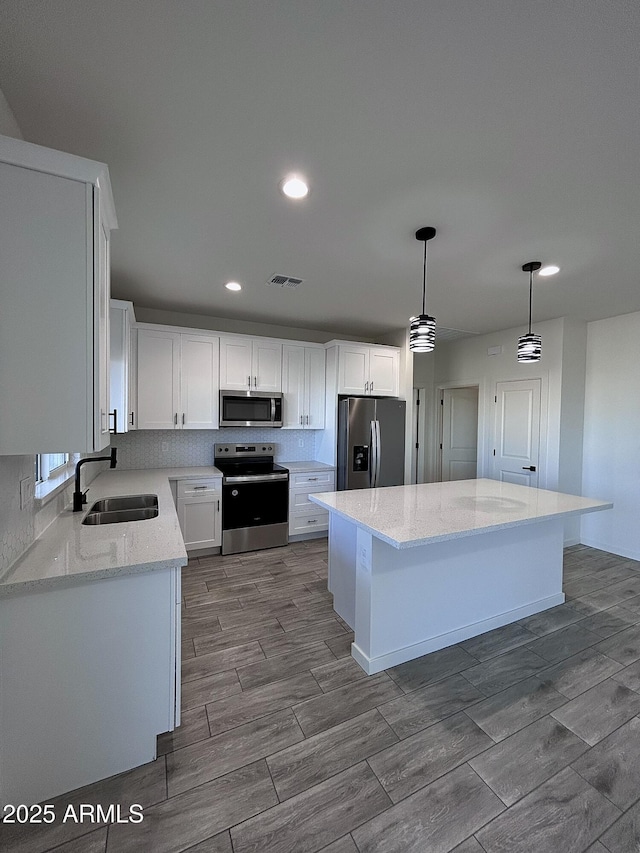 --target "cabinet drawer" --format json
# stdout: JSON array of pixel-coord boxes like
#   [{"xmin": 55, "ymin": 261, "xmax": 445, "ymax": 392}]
[
  {"xmin": 176, "ymin": 478, "xmax": 221, "ymax": 498},
  {"xmin": 290, "ymin": 486, "xmax": 334, "ymax": 510},
  {"xmin": 289, "ymin": 509, "xmax": 330, "ymax": 535},
  {"xmin": 290, "ymin": 470, "xmax": 335, "ymax": 488}
]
